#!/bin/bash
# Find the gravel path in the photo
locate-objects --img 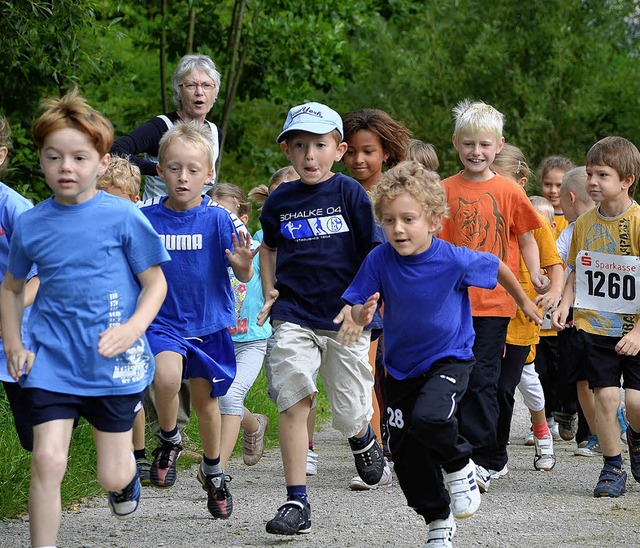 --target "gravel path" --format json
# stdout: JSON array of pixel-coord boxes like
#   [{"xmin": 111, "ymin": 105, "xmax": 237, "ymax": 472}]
[{"xmin": 3, "ymin": 393, "xmax": 640, "ymax": 547}]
